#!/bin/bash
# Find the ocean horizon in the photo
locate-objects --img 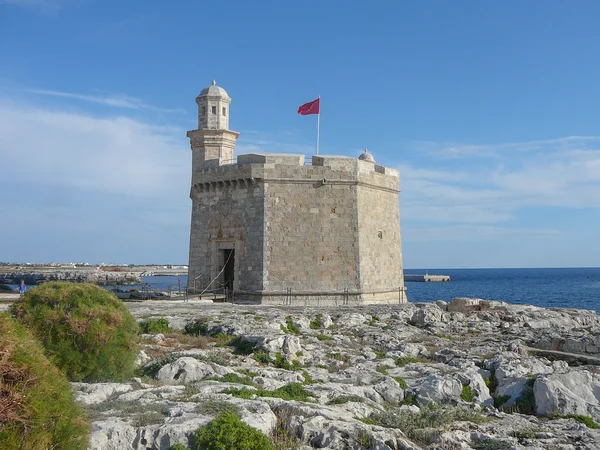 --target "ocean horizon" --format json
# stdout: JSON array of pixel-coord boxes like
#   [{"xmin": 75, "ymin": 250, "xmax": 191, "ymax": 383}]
[{"xmin": 6, "ymin": 267, "xmax": 599, "ymax": 313}]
